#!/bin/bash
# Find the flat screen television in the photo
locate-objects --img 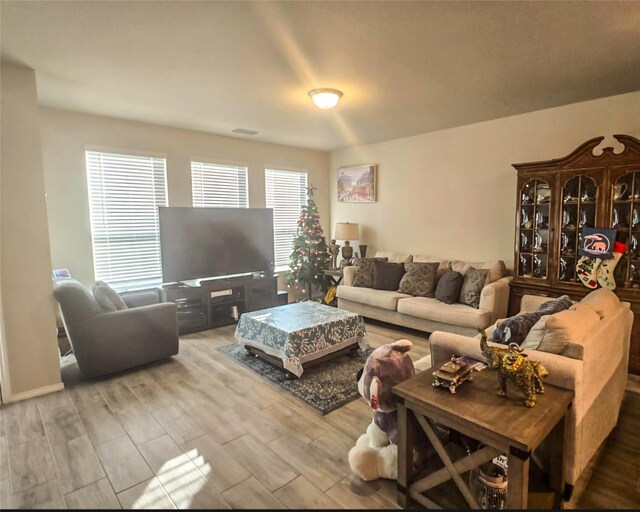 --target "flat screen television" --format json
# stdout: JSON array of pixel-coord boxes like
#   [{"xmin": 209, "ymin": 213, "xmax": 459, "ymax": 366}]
[{"xmin": 159, "ymin": 207, "xmax": 274, "ymax": 283}]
